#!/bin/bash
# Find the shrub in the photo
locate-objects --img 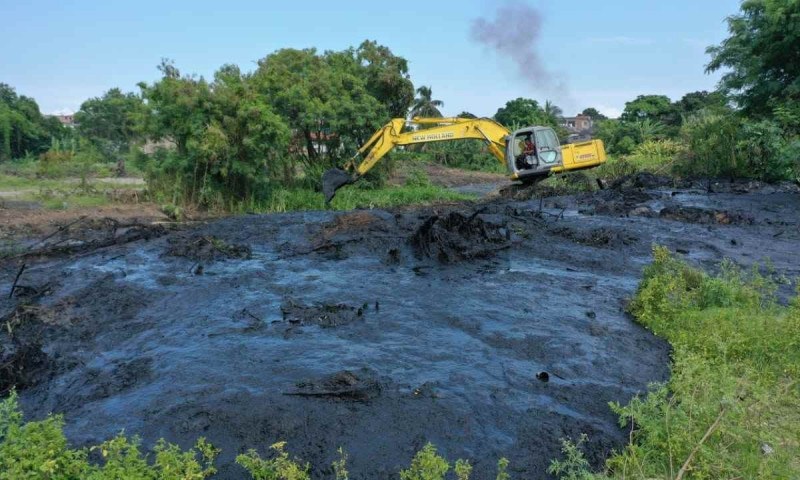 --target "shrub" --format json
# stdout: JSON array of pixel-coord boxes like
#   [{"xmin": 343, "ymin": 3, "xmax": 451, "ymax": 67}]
[
  {"xmin": 0, "ymin": 391, "xmax": 219, "ymax": 479},
  {"xmin": 677, "ymin": 114, "xmax": 795, "ymax": 181}
]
